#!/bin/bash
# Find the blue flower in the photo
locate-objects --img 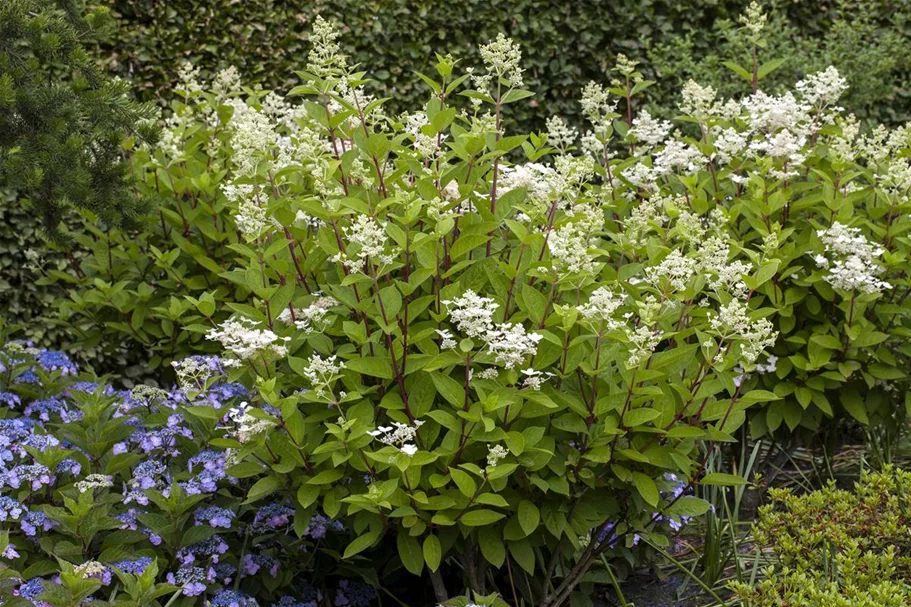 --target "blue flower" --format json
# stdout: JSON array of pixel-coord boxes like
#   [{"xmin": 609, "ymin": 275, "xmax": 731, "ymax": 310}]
[
  {"xmin": 194, "ymin": 506, "xmax": 234, "ymax": 528},
  {"xmin": 0, "ymin": 392, "xmax": 21, "ymax": 408},
  {"xmin": 333, "ymin": 580, "xmax": 376, "ymax": 607},
  {"xmin": 111, "ymin": 557, "xmax": 153, "ymax": 576},
  {"xmin": 35, "ymin": 351, "xmax": 78, "ymax": 376},
  {"xmin": 209, "ymin": 589, "xmax": 259, "ymax": 607}
]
